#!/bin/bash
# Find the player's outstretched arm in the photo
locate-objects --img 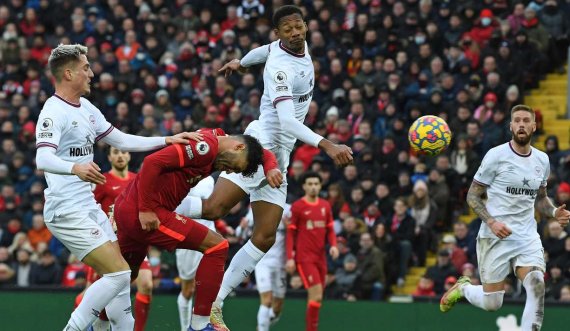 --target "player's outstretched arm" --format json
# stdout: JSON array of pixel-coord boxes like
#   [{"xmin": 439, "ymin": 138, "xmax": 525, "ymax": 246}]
[
  {"xmin": 535, "ymin": 186, "xmax": 570, "ymax": 227},
  {"xmin": 275, "ymin": 99, "xmax": 353, "ymax": 167},
  {"xmin": 219, "ymin": 44, "xmax": 271, "ymax": 77},
  {"xmin": 101, "ymin": 128, "xmax": 203, "ymax": 152},
  {"xmin": 466, "ymin": 181, "xmax": 512, "ymax": 239}
]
